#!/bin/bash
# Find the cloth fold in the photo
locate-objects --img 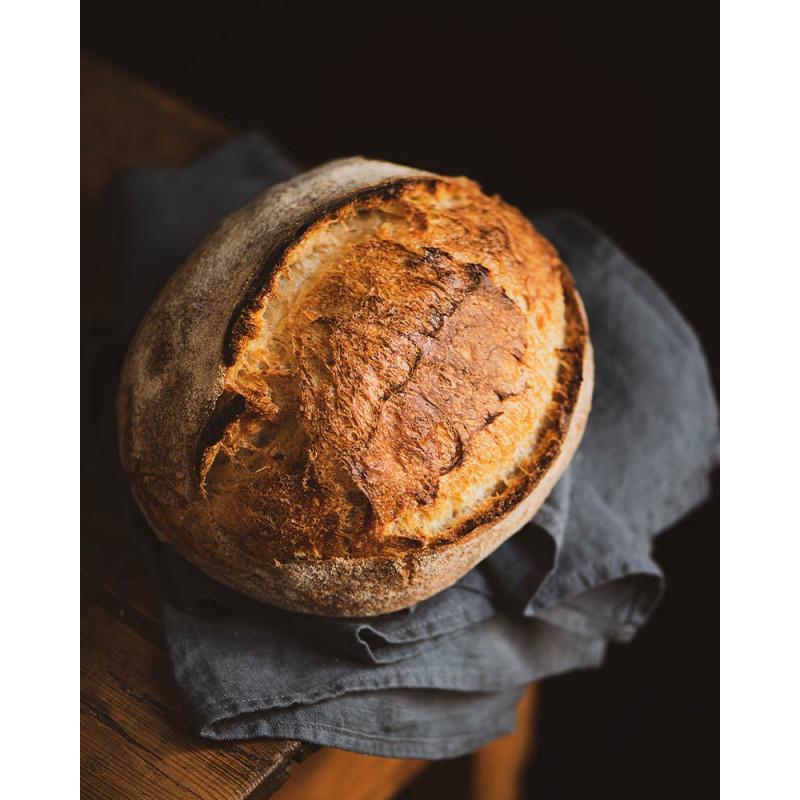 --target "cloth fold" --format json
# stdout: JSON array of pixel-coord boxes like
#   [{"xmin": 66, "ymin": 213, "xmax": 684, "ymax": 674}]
[{"xmin": 112, "ymin": 133, "xmax": 719, "ymax": 757}]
